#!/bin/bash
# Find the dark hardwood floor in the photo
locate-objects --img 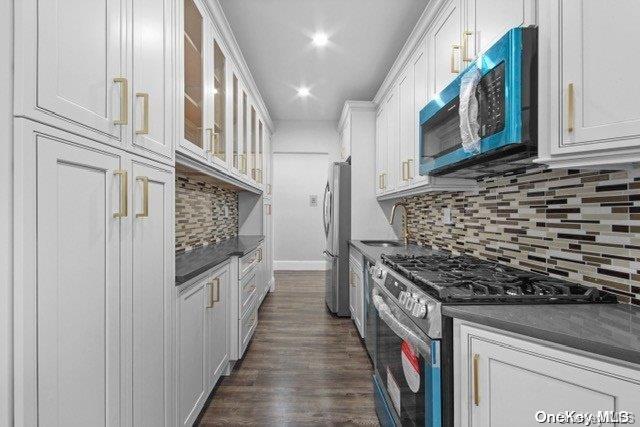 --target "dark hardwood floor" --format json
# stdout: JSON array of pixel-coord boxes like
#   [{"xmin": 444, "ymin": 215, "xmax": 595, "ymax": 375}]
[{"xmin": 198, "ymin": 271, "xmax": 379, "ymax": 426}]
